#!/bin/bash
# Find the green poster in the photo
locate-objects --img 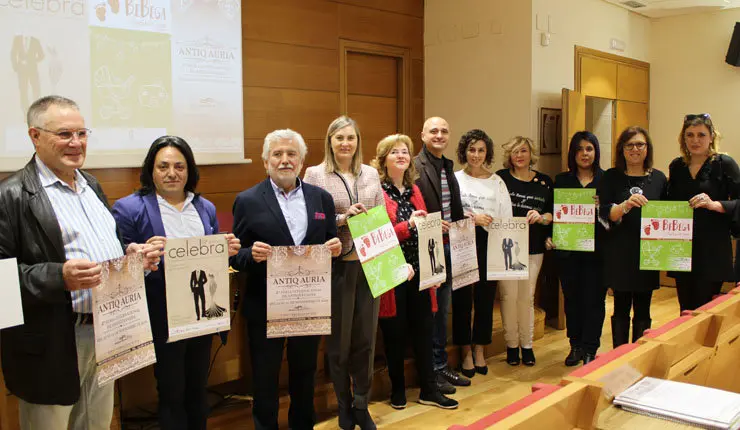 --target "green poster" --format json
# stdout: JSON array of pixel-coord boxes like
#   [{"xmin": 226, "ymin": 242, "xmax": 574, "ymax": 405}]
[
  {"xmin": 347, "ymin": 206, "xmax": 408, "ymax": 298},
  {"xmin": 640, "ymin": 201, "xmax": 693, "ymax": 272},
  {"xmin": 552, "ymin": 189, "xmax": 596, "ymax": 252}
]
